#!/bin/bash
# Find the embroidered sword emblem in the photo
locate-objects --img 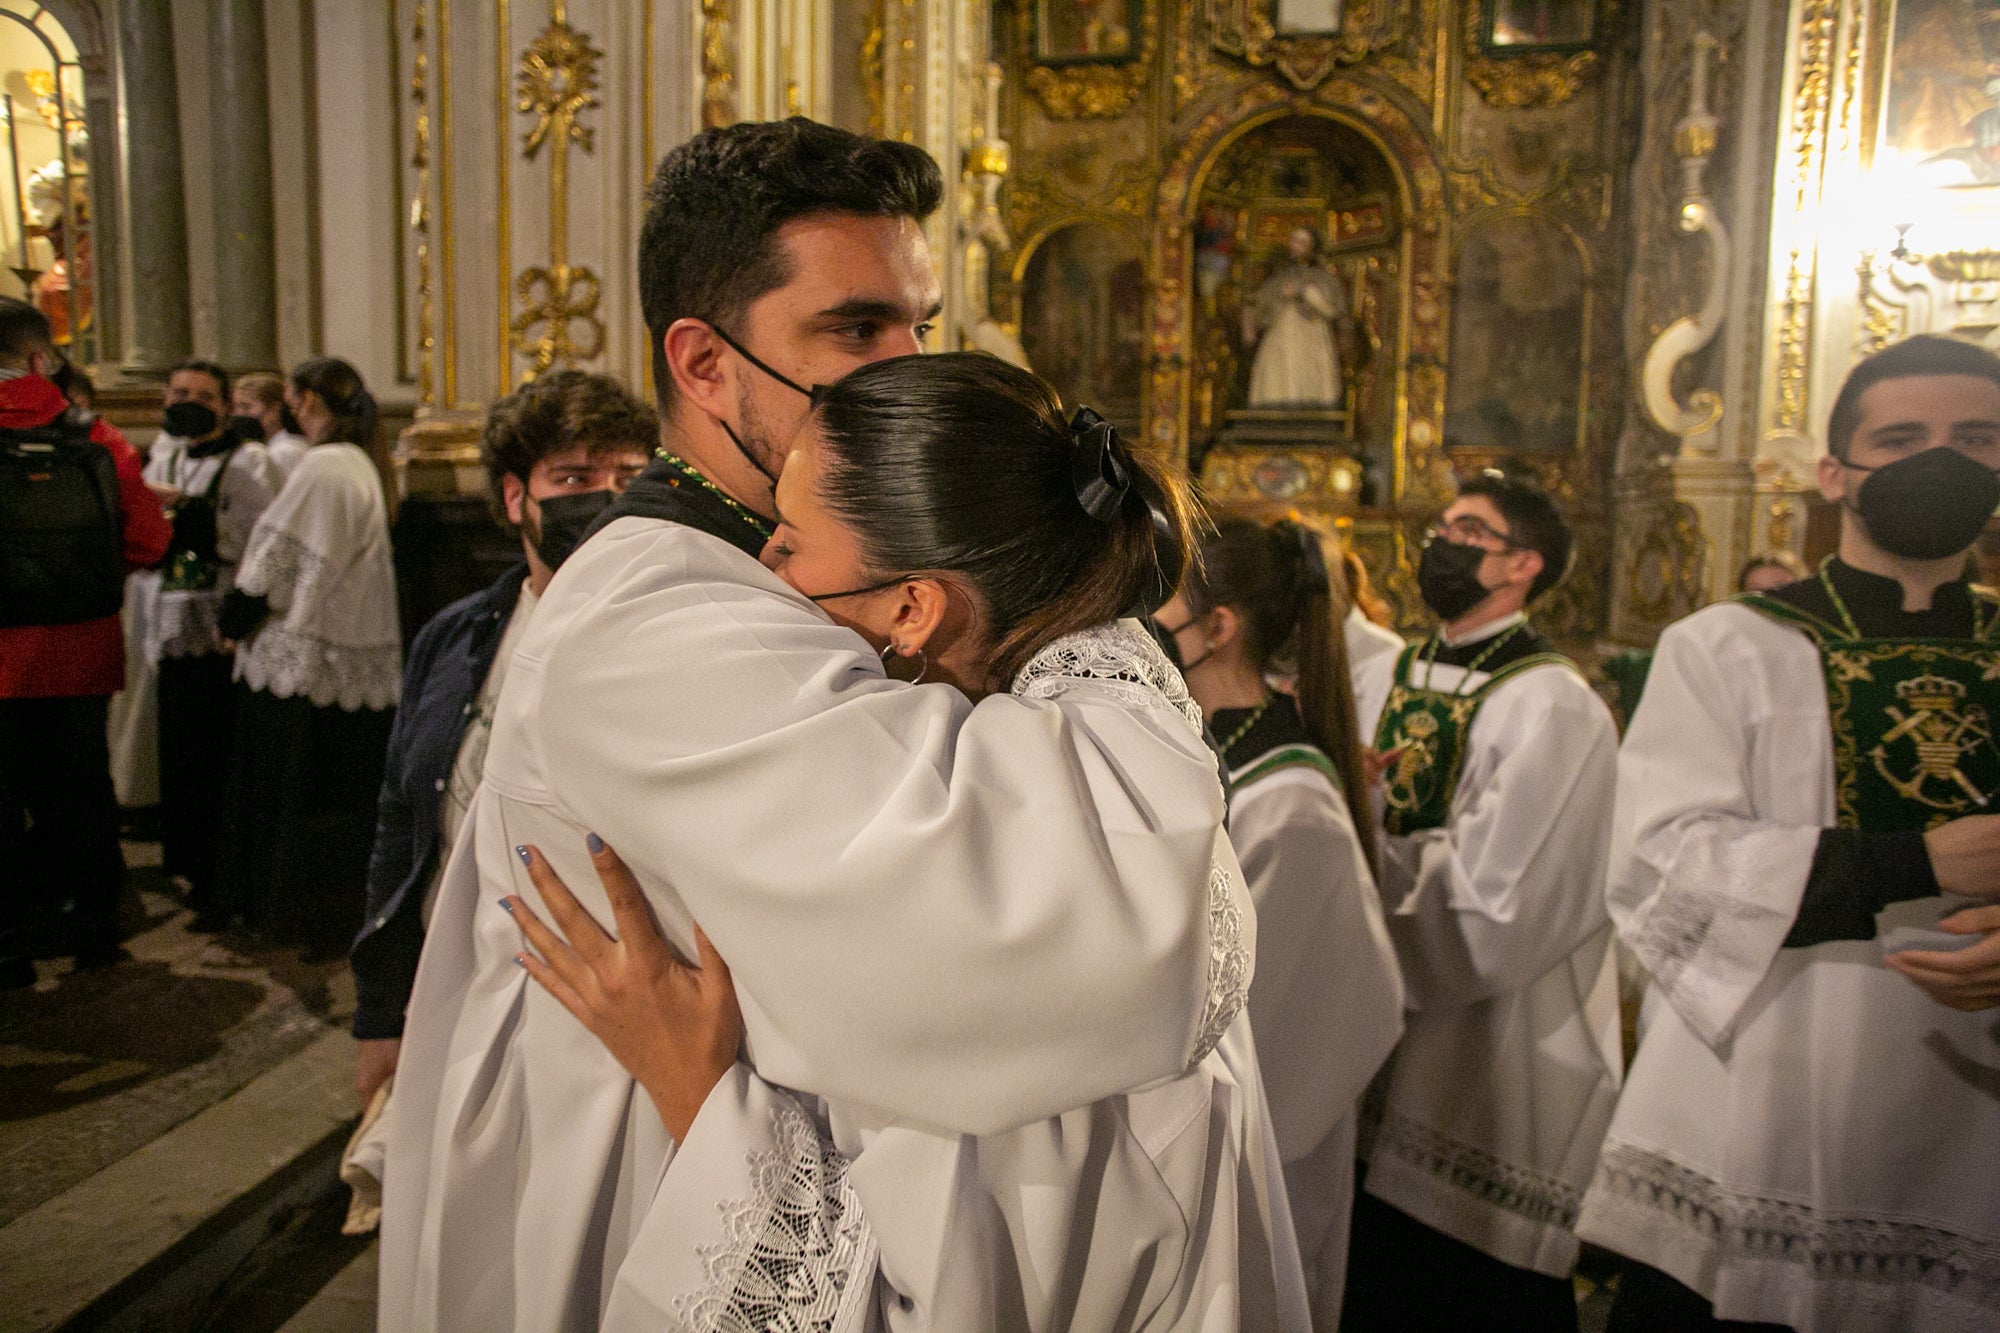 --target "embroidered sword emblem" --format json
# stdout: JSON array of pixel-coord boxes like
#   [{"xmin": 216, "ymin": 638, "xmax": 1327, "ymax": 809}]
[{"xmin": 1869, "ymin": 674, "xmax": 1994, "ymax": 809}]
